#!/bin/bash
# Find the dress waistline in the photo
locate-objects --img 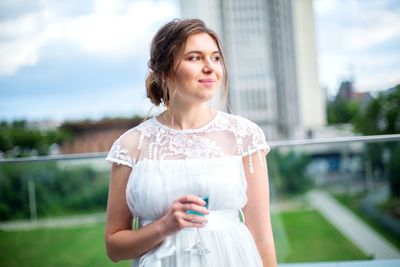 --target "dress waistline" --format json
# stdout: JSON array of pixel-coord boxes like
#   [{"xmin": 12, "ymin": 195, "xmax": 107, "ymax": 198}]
[{"xmin": 137, "ymin": 209, "xmax": 243, "ymax": 267}]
